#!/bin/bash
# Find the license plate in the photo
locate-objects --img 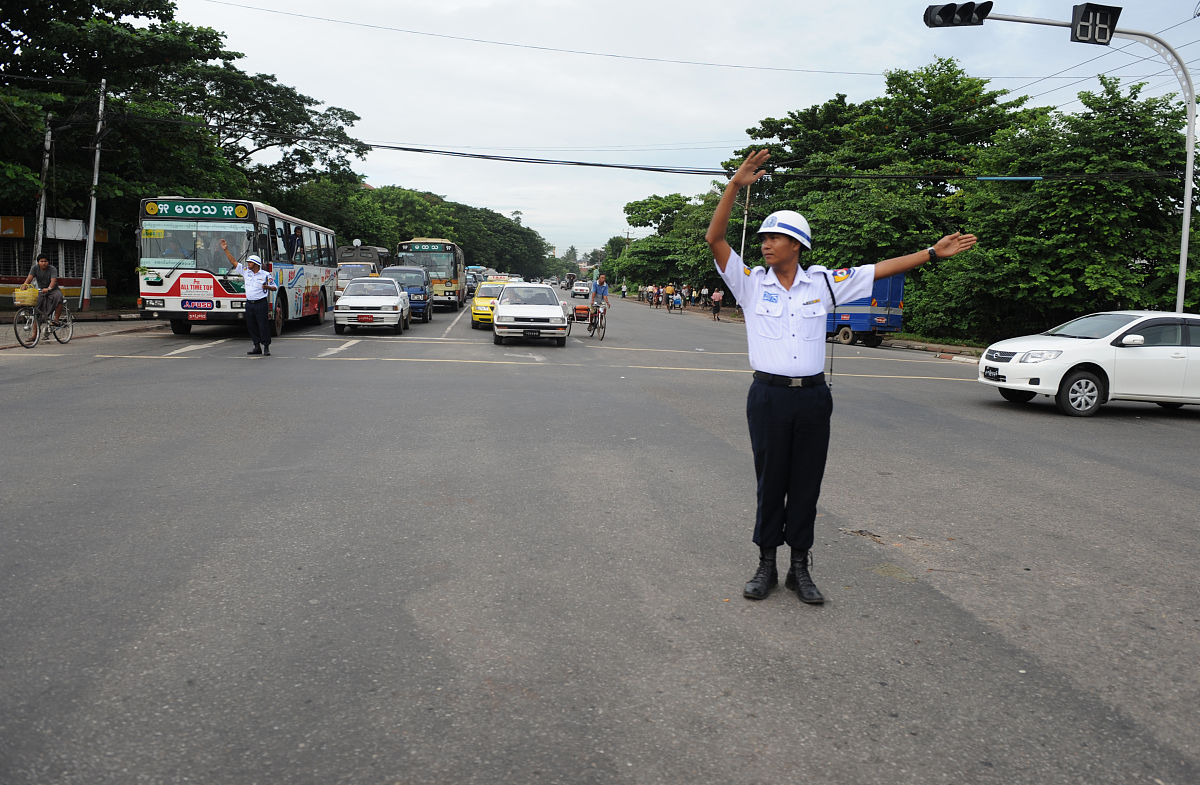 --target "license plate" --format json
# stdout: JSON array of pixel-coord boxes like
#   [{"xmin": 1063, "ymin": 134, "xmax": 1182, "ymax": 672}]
[
  {"xmin": 523, "ymin": 329, "xmax": 540, "ymax": 337},
  {"xmin": 983, "ymin": 366, "xmax": 1000, "ymax": 380},
  {"xmin": 187, "ymin": 313, "xmax": 207, "ymax": 321},
  {"xmin": 357, "ymin": 314, "xmax": 375, "ymax": 322}
]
